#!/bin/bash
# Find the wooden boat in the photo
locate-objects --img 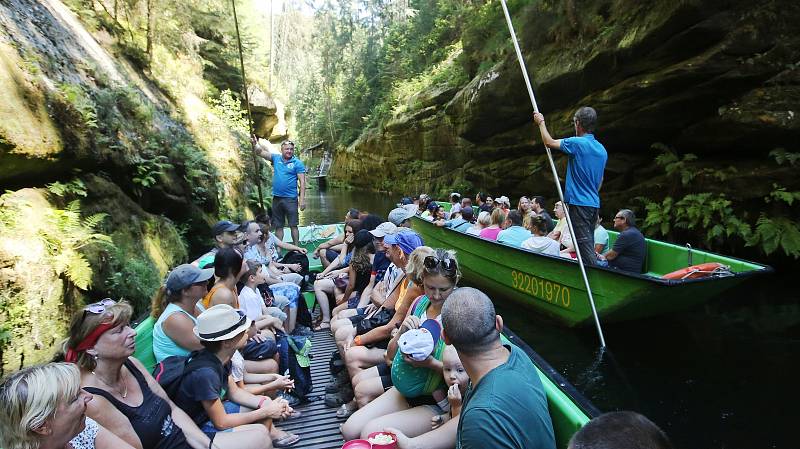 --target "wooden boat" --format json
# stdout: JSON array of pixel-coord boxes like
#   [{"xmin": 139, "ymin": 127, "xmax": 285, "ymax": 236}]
[
  {"xmin": 133, "ymin": 222, "xmax": 598, "ymax": 448},
  {"xmin": 411, "ymin": 215, "xmax": 773, "ymax": 327}
]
